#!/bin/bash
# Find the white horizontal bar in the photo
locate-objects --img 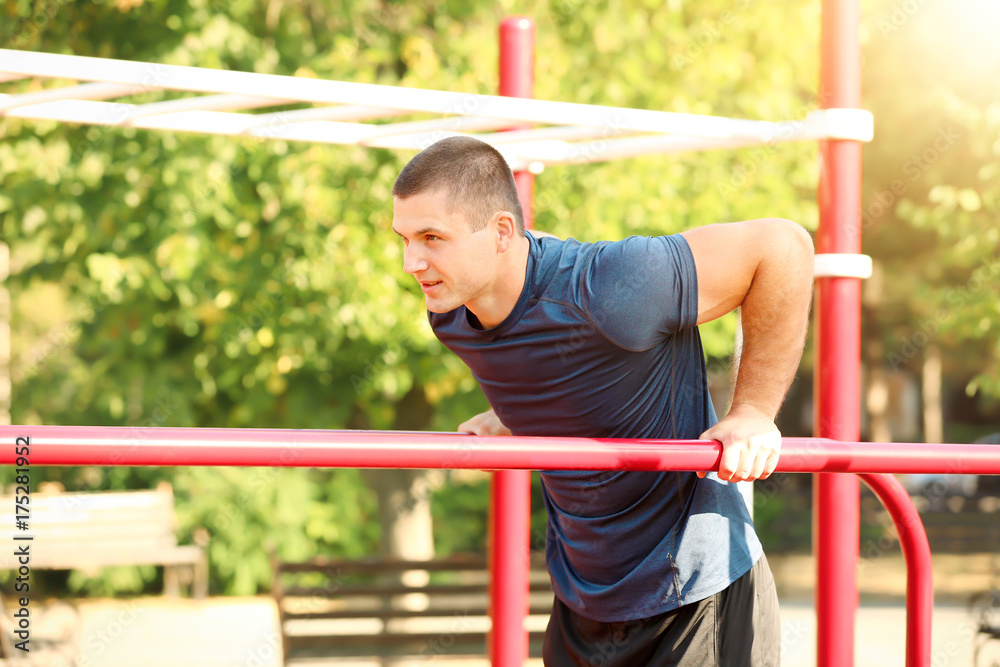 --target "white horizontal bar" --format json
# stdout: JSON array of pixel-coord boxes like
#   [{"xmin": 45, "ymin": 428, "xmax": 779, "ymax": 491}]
[
  {"xmin": 504, "ymin": 134, "xmax": 768, "ymax": 164},
  {"xmin": 814, "ymin": 253, "xmax": 873, "ymax": 279},
  {"xmin": 476, "ymin": 125, "xmax": 640, "ymax": 144},
  {"xmin": 242, "ymin": 119, "xmax": 385, "ymax": 144},
  {"xmin": 516, "ymin": 110, "xmax": 875, "ymax": 165},
  {"xmin": 0, "ymin": 81, "xmax": 140, "ymax": 111},
  {"xmin": 125, "ymin": 93, "xmax": 294, "ymax": 121},
  {"xmin": 807, "ymin": 108, "xmax": 874, "ymax": 142},
  {"xmin": 1, "ymin": 97, "xmax": 136, "ymax": 125},
  {"xmin": 0, "ymin": 95, "xmax": 872, "ymax": 171},
  {"xmin": 133, "ymin": 110, "xmax": 265, "ymax": 135},
  {"xmin": 245, "ymin": 104, "xmax": 403, "ymax": 126},
  {"xmin": 0, "ymin": 48, "xmax": 837, "ymax": 141},
  {"xmin": 359, "ymin": 115, "xmax": 514, "ymax": 143}
]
